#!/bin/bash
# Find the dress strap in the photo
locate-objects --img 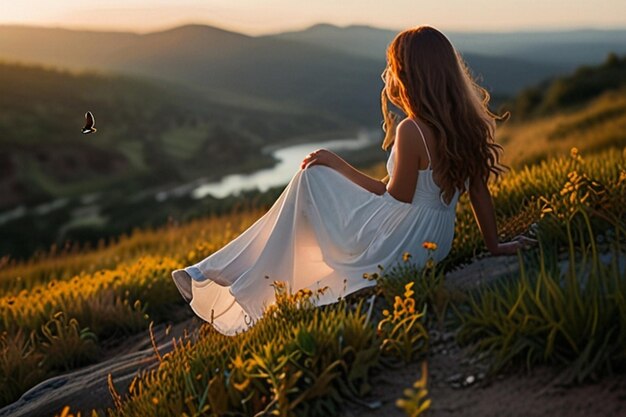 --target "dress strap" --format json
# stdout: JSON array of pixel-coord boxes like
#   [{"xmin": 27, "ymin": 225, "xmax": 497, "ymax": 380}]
[{"xmin": 408, "ymin": 118, "xmax": 431, "ymax": 168}]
